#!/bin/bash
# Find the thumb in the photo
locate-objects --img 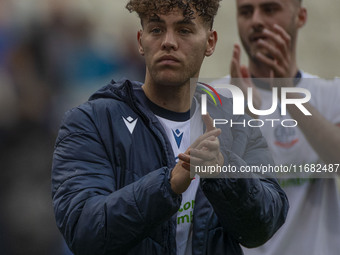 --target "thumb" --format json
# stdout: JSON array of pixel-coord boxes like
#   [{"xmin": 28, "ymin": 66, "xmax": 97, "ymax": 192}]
[
  {"xmin": 230, "ymin": 44, "xmax": 242, "ymax": 79},
  {"xmin": 202, "ymin": 113, "xmax": 215, "ymax": 132},
  {"xmin": 241, "ymin": 65, "xmax": 255, "ymax": 90},
  {"xmin": 240, "ymin": 65, "xmax": 250, "ymax": 79}
]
